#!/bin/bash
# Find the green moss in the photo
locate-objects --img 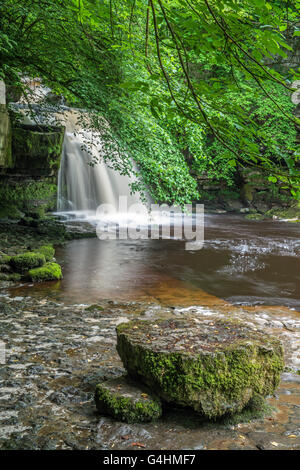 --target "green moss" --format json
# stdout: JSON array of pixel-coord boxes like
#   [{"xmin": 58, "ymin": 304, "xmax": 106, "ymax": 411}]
[
  {"xmin": 29, "ymin": 262, "xmax": 62, "ymax": 282},
  {"xmin": 0, "ymin": 180, "xmax": 57, "ymax": 214},
  {"xmin": 0, "ymin": 106, "xmax": 13, "ymax": 169},
  {"xmin": 25, "ymin": 205, "xmax": 46, "ymax": 220},
  {"xmin": 12, "ymin": 125, "xmax": 65, "ymax": 177},
  {"xmin": 36, "ymin": 218, "xmax": 66, "ymax": 238},
  {"xmin": 0, "ymin": 272, "xmax": 21, "ymax": 281},
  {"xmin": 34, "ymin": 245, "xmax": 55, "ymax": 261},
  {"xmin": 116, "ymin": 318, "xmax": 284, "ymax": 420},
  {"xmin": 85, "ymin": 304, "xmax": 105, "ymax": 312},
  {"xmin": 245, "ymin": 213, "xmax": 265, "ymax": 221},
  {"xmin": 265, "ymin": 205, "xmax": 300, "ymax": 220},
  {"xmin": 95, "ymin": 376, "xmax": 162, "ymax": 423},
  {"xmin": 0, "ymin": 204, "xmax": 23, "ymax": 220},
  {"xmin": 10, "ymin": 252, "xmax": 46, "ymax": 272},
  {"xmin": 0, "ymin": 255, "xmax": 11, "ymax": 264},
  {"xmin": 241, "ymin": 184, "xmax": 254, "ymax": 204},
  {"xmin": 220, "ymin": 395, "xmax": 273, "ymax": 426}
]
